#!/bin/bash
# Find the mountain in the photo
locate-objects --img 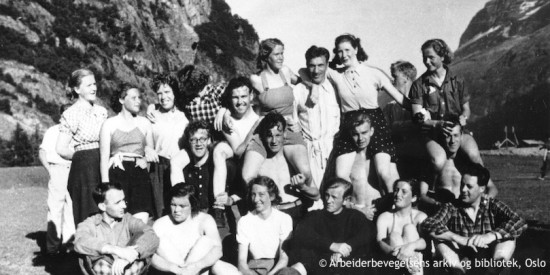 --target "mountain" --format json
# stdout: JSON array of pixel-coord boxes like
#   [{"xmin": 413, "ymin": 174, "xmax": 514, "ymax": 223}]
[
  {"xmin": 451, "ymin": 0, "xmax": 550, "ymax": 148},
  {"xmin": 0, "ymin": 0, "xmax": 258, "ymax": 141}
]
